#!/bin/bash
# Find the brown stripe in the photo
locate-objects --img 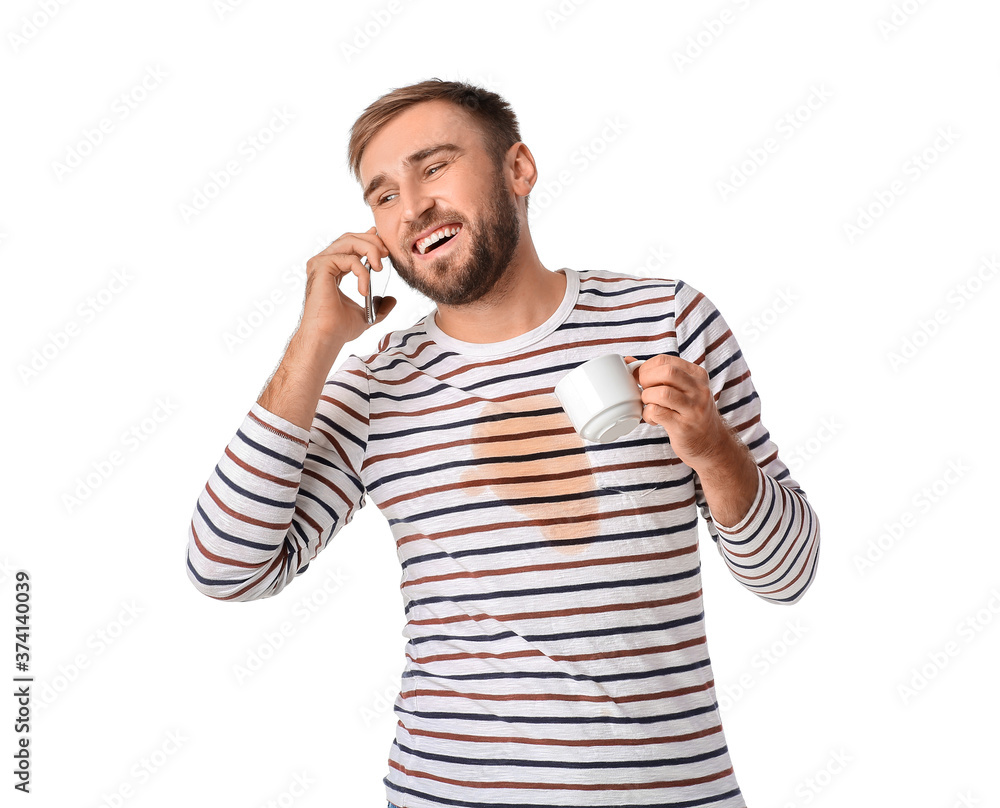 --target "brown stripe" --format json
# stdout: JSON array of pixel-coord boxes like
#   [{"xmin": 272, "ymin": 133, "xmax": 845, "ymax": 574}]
[
  {"xmin": 400, "ymin": 679, "xmax": 713, "ymax": 704},
  {"xmin": 190, "ymin": 522, "xmax": 267, "ymax": 569},
  {"xmin": 720, "ymin": 369, "xmax": 750, "ymax": 397},
  {"xmin": 365, "ymin": 422, "xmax": 574, "ymax": 471},
  {"xmin": 407, "ymin": 635, "xmax": 707, "ymax": 665},
  {"xmin": 370, "ymin": 385, "xmax": 555, "ymax": 422},
  {"xmin": 585, "ymin": 275, "xmax": 673, "ymax": 284},
  {"xmin": 408, "ymin": 589, "xmax": 704, "ymax": 626},
  {"xmin": 403, "ymin": 545, "xmax": 697, "ymax": 589},
  {"xmin": 705, "ymin": 329, "xmax": 731, "ymax": 358},
  {"xmin": 730, "ymin": 413, "xmax": 761, "ymax": 434},
  {"xmin": 686, "ymin": 329, "xmax": 730, "ymax": 368},
  {"xmin": 215, "ymin": 549, "xmax": 287, "ymax": 601},
  {"xmin": 721, "ymin": 484, "xmax": 799, "ymax": 562},
  {"xmin": 301, "ymin": 466, "xmax": 355, "ymax": 510},
  {"xmin": 379, "ymin": 456, "xmax": 678, "ymax": 510},
  {"xmin": 311, "ymin": 425, "xmax": 358, "ymax": 475},
  {"xmin": 379, "ymin": 461, "xmax": 590, "ymax": 508},
  {"xmin": 387, "ymin": 758, "xmax": 733, "ymax": 790},
  {"xmin": 760, "ymin": 450, "xmax": 779, "ymax": 467},
  {"xmin": 224, "ymin": 447, "xmax": 298, "ymax": 488},
  {"xmin": 319, "ymin": 393, "xmax": 368, "ymax": 426},
  {"xmin": 576, "ymin": 292, "xmax": 676, "ymax": 313},
  {"xmin": 675, "ymin": 290, "xmax": 704, "ymax": 327},
  {"xmin": 398, "ymin": 718, "xmax": 722, "ymax": 747},
  {"xmin": 721, "ymin": 520, "xmax": 782, "ymax": 562},
  {"xmin": 756, "ymin": 523, "xmax": 819, "ymax": 597},
  {"xmin": 205, "ymin": 482, "xmax": 290, "ymax": 531},
  {"xmin": 396, "ymin": 496, "xmax": 696, "ymax": 548},
  {"xmin": 292, "ymin": 501, "xmax": 322, "ymax": 535}
]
